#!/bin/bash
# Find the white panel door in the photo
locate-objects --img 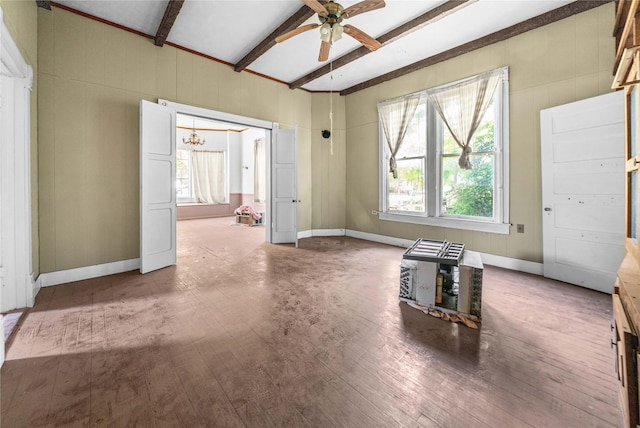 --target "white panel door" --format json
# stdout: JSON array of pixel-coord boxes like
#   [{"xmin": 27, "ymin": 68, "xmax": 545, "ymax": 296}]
[
  {"xmin": 540, "ymin": 91, "xmax": 625, "ymax": 293},
  {"xmin": 140, "ymin": 100, "xmax": 176, "ymax": 273},
  {"xmin": 1, "ymin": 74, "xmax": 15, "ymax": 313},
  {"xmin": 271, "ymin": 128, "xmax": 297, "ymax": 244}
]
